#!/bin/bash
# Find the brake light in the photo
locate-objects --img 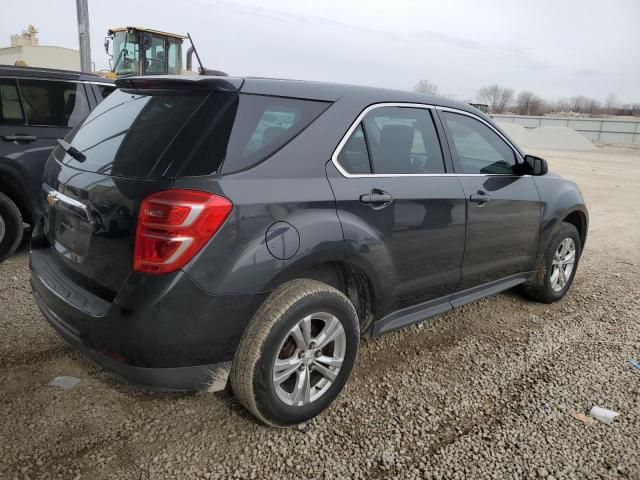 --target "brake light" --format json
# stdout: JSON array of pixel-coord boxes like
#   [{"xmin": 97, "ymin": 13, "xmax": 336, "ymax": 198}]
[{"xmin": 134, "ymin": 189, "xmax": 232, "ymax": 274}]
